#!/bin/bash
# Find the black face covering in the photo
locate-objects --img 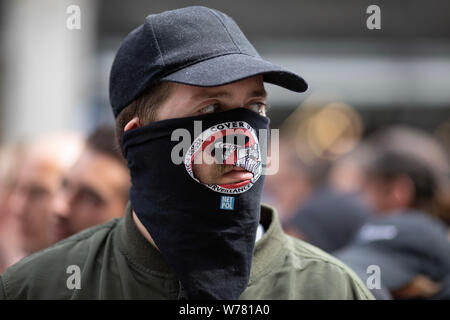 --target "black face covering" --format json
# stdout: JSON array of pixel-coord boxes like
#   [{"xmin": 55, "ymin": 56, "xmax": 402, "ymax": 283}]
[{"xmin": 122, "ymin": 108, "xmax": 270, "ymax": 300}]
